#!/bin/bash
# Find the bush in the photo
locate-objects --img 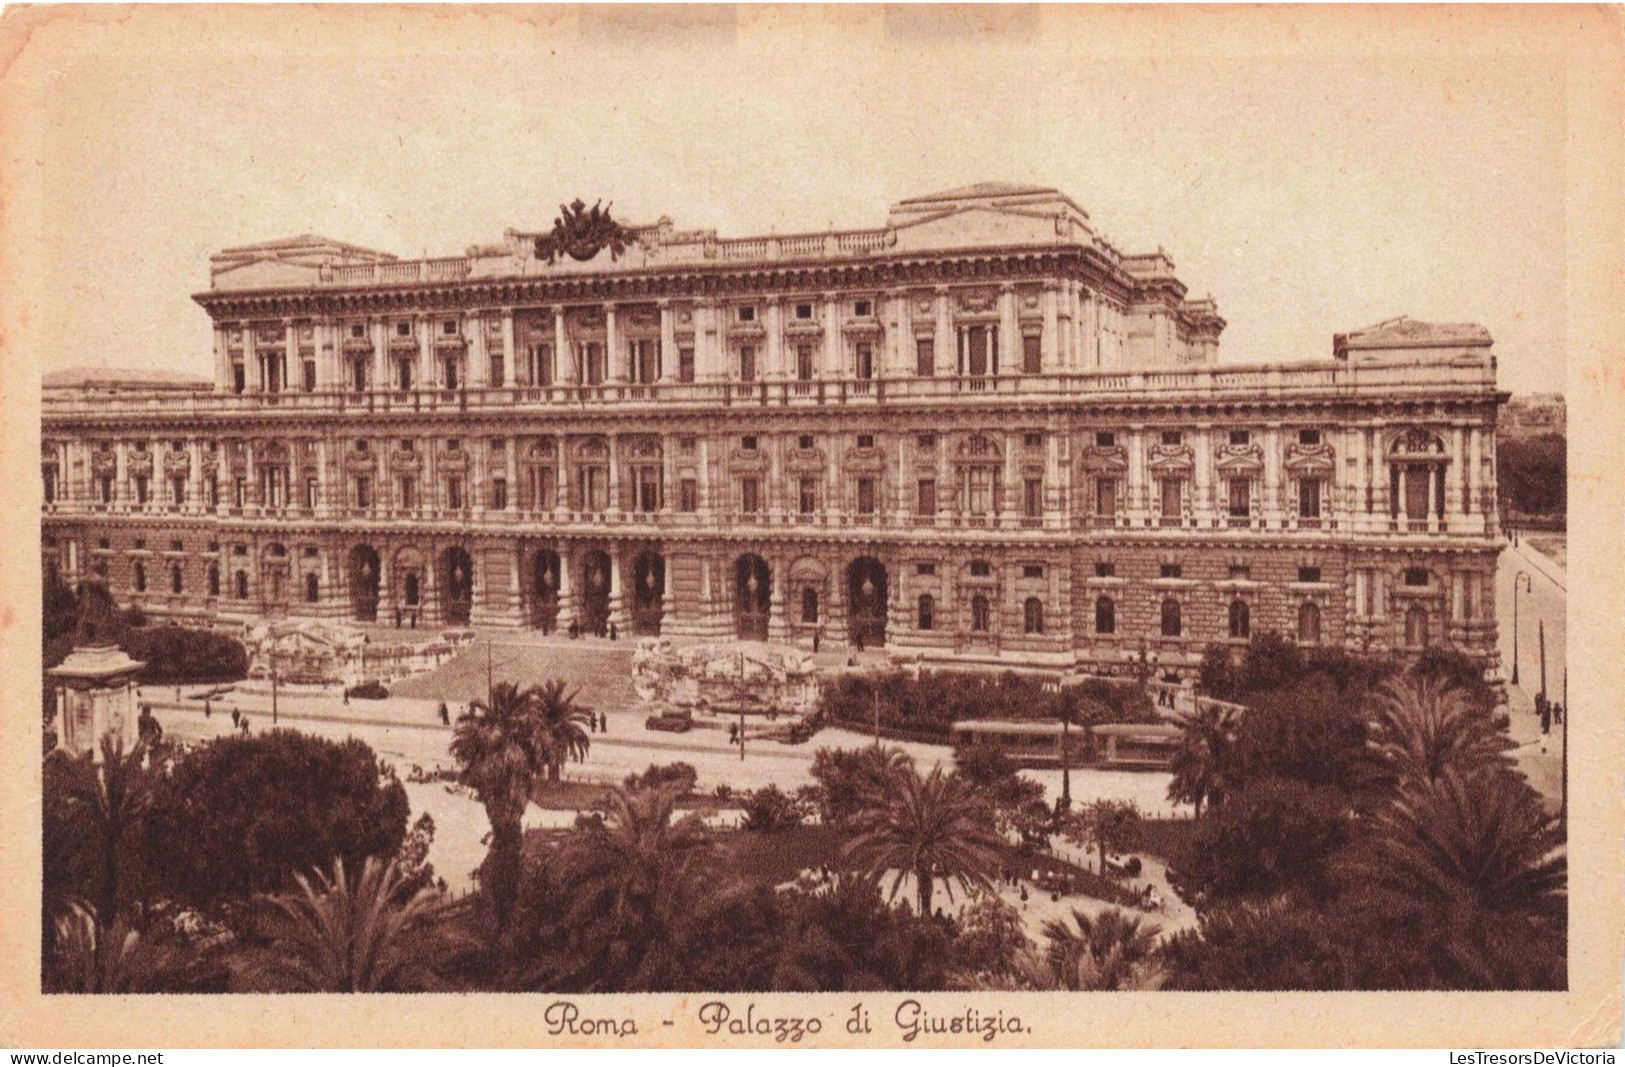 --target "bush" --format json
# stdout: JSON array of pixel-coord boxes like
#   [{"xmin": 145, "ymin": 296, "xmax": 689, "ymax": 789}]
[
  {"xmin": 125, "ymin": 626, "xmax": 248, "ymax": 685},
  {"xmin": 624, "ymin": 761, "xmax": 698, "ymax": 796},
  {"xmin": 819, "ymin": 669, "xmax": 1154, "ymax": 741},
  {"xmin": 808, "ymin": 745, "xmax": 912, "ymax": 827},
  {"xmin": 741, "ymin": 784, "xmax": 804, "ymax": 834},
  {"xmin": 345, "ymin": 681, "xmax": 390, "ymax": 701}
]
